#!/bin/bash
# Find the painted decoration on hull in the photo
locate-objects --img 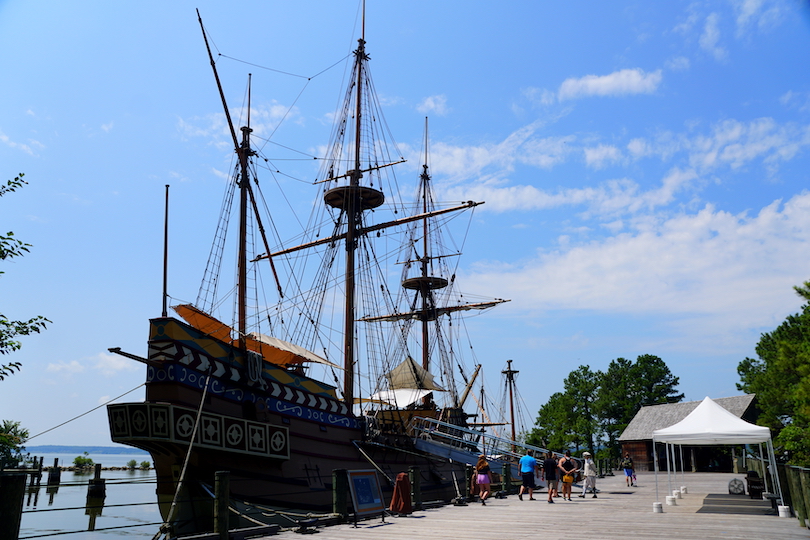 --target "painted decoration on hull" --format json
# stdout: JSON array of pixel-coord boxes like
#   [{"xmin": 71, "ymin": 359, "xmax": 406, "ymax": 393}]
[{"xmin": 108, "ymin": 402, "xmax": 290, "ymax": 459}]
